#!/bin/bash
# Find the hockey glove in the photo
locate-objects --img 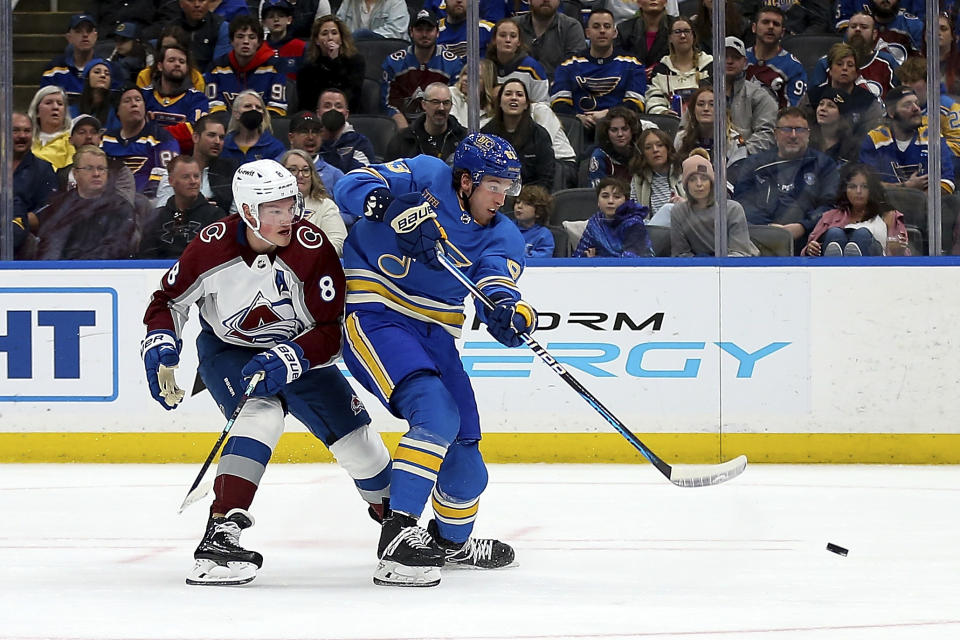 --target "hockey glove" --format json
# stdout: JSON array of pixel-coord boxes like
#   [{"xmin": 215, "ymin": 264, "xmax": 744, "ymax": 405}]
[
  {"xmin": 385, "ymin": 192, "xmax": 447, "ymax": 270},
  {"xmin": 141, "ymin": 330, "xmax": 184, "ymax": 410},
  {"xmin": 363, "ymin": 187, "xmax": 395, "ymax": 222},
  {"xmin": 241, "ymin": 342, "xmax": 311, "ymax": 397},
  {"xmin": 485, "ymin": 298, "xmax": 537, "ymax": 348}
]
